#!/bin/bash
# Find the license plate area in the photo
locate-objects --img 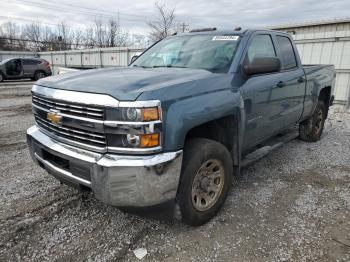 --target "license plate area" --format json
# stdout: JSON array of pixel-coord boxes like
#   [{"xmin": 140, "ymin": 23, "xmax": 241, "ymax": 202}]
[
  {"xmin": 42, "ymin": 149, "xmax": 70, "ymax": 170},
  {"xmin": 40, "ymin": 148, "xmax": 91, "ymax": 182}
]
